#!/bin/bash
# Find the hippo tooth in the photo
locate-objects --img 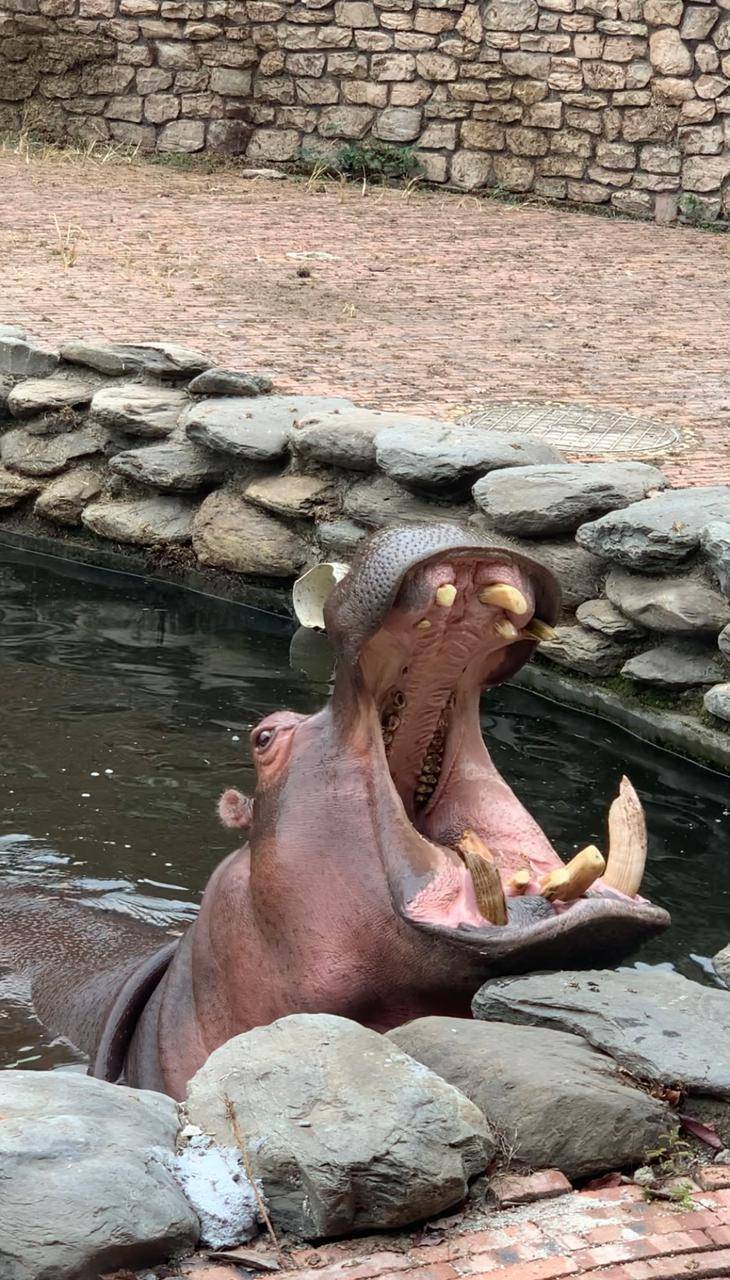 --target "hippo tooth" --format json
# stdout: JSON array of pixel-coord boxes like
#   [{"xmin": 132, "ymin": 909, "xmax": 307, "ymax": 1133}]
[
  {"xmin": 540, "ymin": 845, "xmax": 606, "ymax": 902},
  {"xmin": 455, "ymin": 830, "xmax": 508, "ymax": 925},
  {"xmin": 416, "ymin": 619, "xmax": 432, "ymax": 631},
  {"xmin": 478, "ymin": 584, "xmax": 528, "ymax": 614},
  {"xmin": 604, "ymin": 776, "xmax": 647, "ymax": 897},
  {"xmin": 523, "ymin": 618, "xmax": 557, "ymax": 642},
  {"xmin": 435, "ymin": 584, "xmax": 457, "ymax": 608},
  {"xmin": 508, "ymin": 869, "xmax": 531, "ymax": 895},
  {"xmin": 495, "ymin": 619, "xmax": 520, "ymax": 641}
]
